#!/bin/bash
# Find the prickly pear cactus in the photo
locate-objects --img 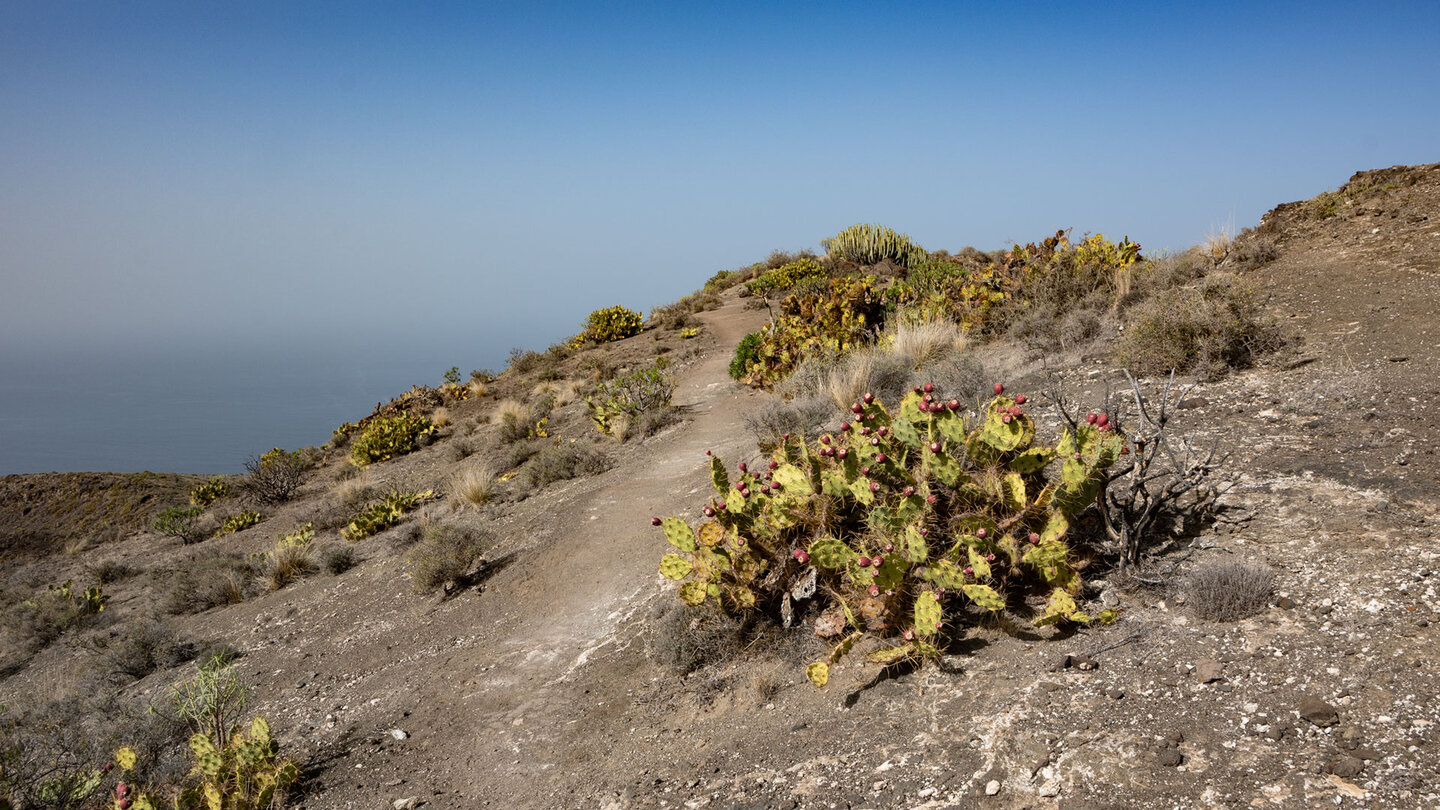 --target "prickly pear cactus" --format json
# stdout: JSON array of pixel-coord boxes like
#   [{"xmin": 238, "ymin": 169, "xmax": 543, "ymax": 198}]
[{"xmin": 655, "ymin": 385, "xmax": 1124, "ymax": 685}]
